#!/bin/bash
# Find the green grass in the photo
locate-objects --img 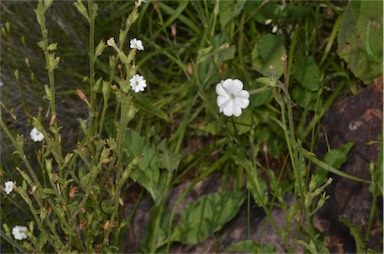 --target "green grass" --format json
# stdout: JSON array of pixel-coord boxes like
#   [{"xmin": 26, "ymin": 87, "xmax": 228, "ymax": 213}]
[{"xmin": 1, "ymin": 0, "xmax": 382, "ymax": 253}]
